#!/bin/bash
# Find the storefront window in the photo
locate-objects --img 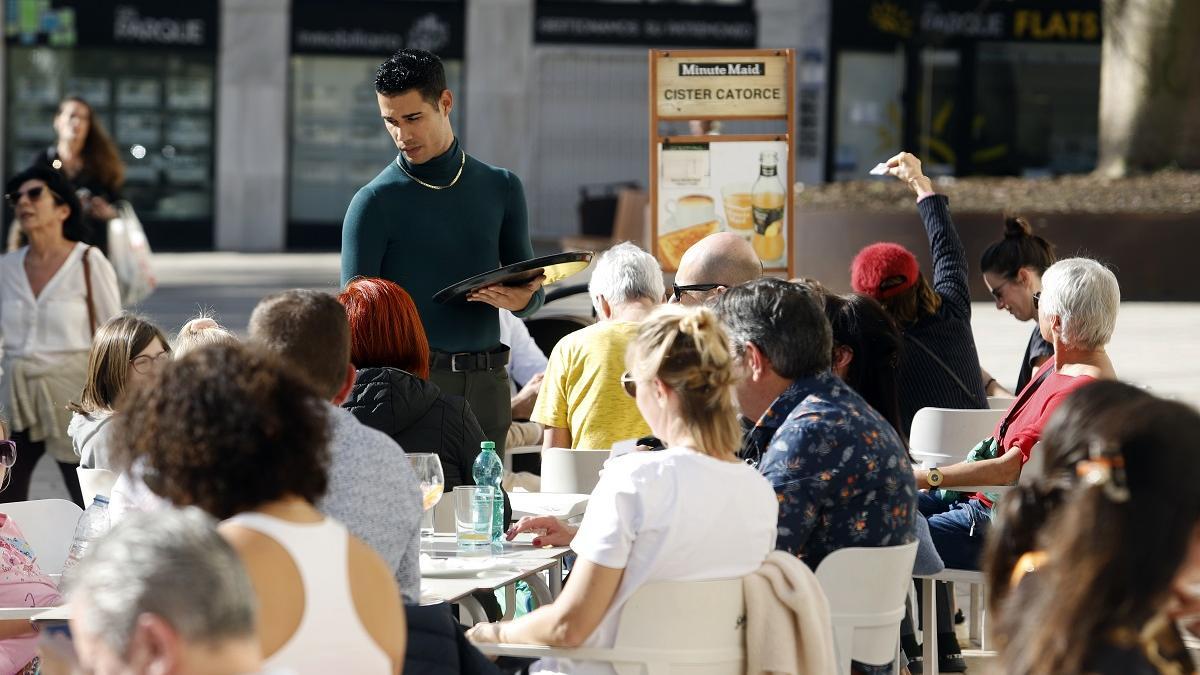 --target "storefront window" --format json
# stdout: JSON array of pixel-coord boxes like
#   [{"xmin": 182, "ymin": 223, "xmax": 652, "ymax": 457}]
[
  {"xmin": 288, "ymin": 56, "xmax": 463, "ymax": 235},
  {"xmin": 4, "ymin": 1, "xmax": 218, "ymax": 249},
  {"xmin": 286, "ymin": 0, "xmax": 465, "ymax": 249},
  {"xmin": 832, "ymin": 50, "xmax": 903, "ymax": 181},
  {"xmin": 973, "ymin": 42, "xmax": 1099, "ymax": 175}
]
